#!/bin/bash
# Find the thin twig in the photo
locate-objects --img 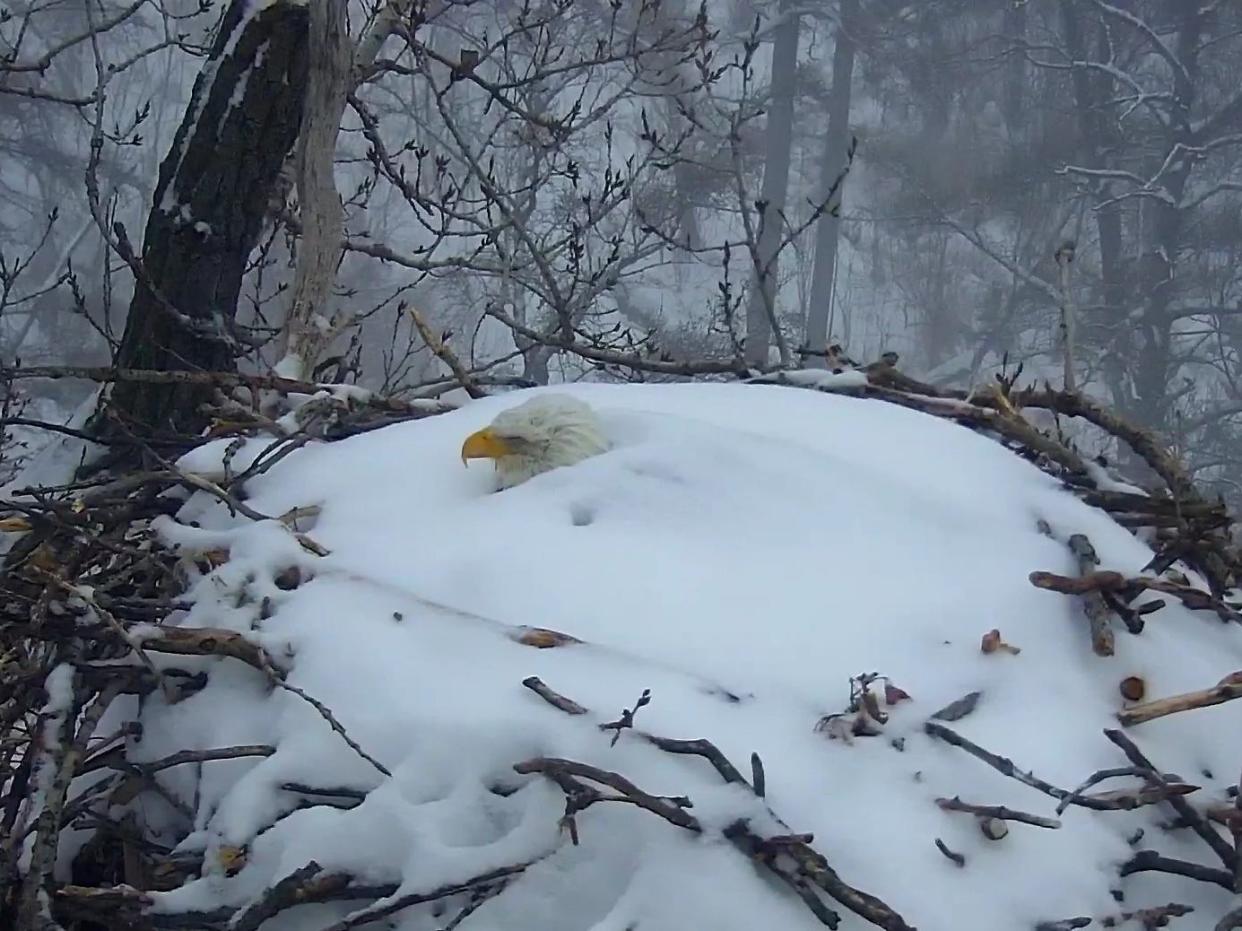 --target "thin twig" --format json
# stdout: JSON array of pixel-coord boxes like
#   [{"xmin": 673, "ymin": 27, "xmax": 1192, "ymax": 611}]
[
  {"xmin": 521, "ymin": 676, "xmax": 589, "ymax": 715},
  {"xmin": 1121, "ymin": 850, "xmax": 1234, "ymax": 889},
  {"xmin": 406, "ymin": 306, "xmax": 486, "ymax": 399},
  {"xmin": 1105, "ymin": 729, "xmax": 1236, "ymax": 871},
  {"xmin": 935, "ymin": 796, "xmax": 1061, "ymax": 829},
  {"xmin": 269, "ymin": 677, "xmax": 391, "ymax": 779},
  {"xmin": 924, "ymin": 721, "xmax": 1109, "ymax": 809}
]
